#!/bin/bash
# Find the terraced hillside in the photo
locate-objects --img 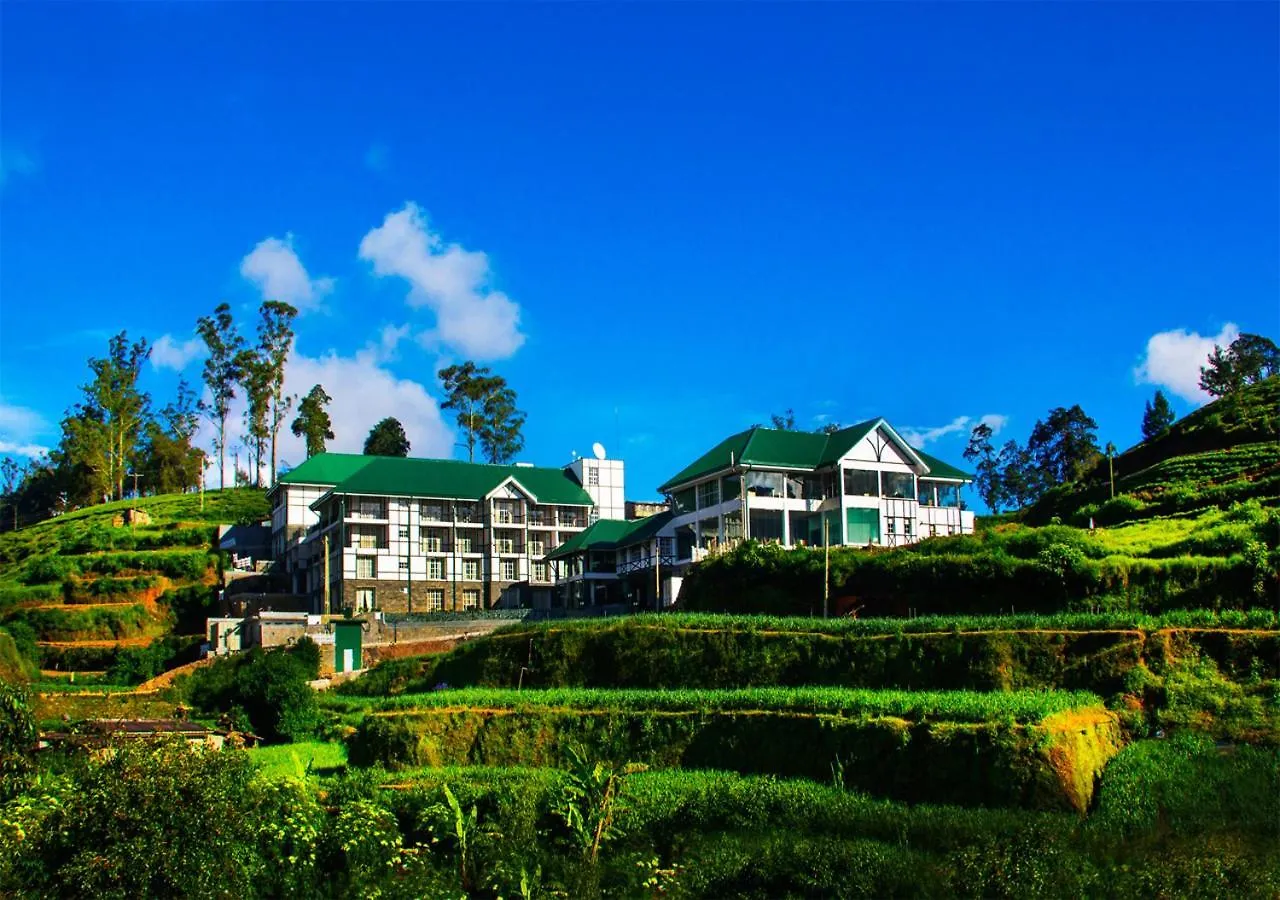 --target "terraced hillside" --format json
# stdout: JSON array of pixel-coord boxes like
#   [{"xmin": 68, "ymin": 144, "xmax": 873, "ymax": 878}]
[
  {"xmin": 295, "ymin": 609, "xmax": 1280, "ymax": 896},
  {"xmin": 1029, "ymin": 376, "xmax": 1279, "ymax": 526},
  {"xmin": 0, "ymin": 488, "xmax": 268, "ymax": 680}
]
